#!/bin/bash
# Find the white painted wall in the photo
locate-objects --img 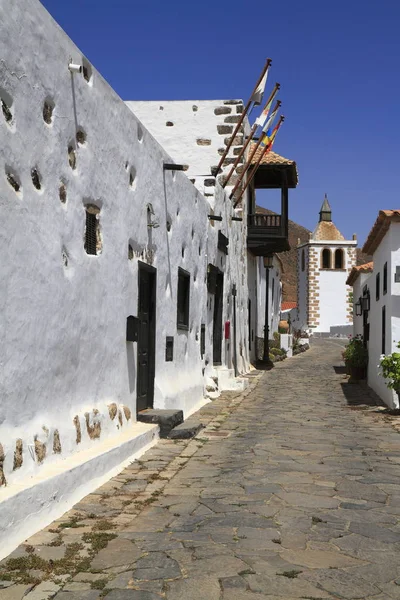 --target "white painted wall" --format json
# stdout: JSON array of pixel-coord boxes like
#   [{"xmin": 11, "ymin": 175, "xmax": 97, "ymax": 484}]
[
  {"xmin": 351, "ymin": 273, "xmax": 371, "ymax": 338},
  {"xmin": 256, "ymin": 256, "xmax": 282, "ymax": 343},
  {"xmin": 367, "ymin": 224, "xmax": 400, "ymax": 408},
  {"xmin": 0, "ymin": 0, "xmax": 250, "ymax": 503},
  {"xmin": 126, "ymin": 100, "xmax": 249, "ymax": 199}
]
